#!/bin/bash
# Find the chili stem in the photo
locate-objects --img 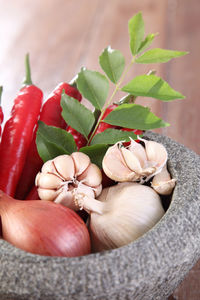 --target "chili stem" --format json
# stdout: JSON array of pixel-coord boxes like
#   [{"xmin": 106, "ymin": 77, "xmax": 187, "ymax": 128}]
[{"xmin": 23, "ymin": 53, "xmax": 33, "ymax": 86}]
